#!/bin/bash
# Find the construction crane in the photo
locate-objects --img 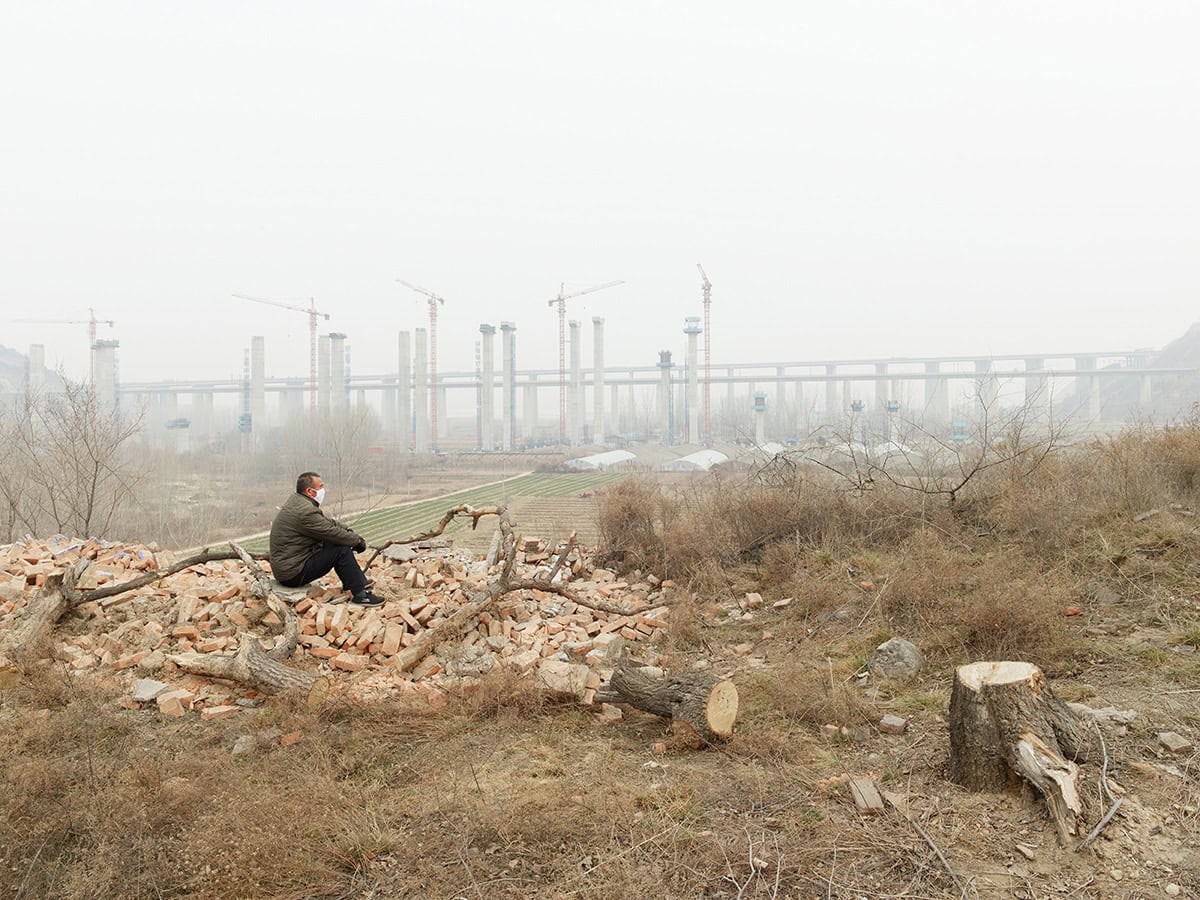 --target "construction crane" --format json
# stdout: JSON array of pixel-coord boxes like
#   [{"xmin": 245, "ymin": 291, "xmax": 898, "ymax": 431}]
[
  {"xmin": 548, "ymin": 280, "xmax": 623, "ymax": 444},
  {"xmin": 14, "ymin": 307, "xmax": 115, "ymax": 382},
  {"xmin": 397, "ymin": 280, "xmax": 446, "ymax": 451},
  {"xmin": 232, "ymin": 294, "xmax": 329, "ymax": 415},
  {"xmin": 697, "ymin": 264, "xmax": 712, "ymax": 446}
]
